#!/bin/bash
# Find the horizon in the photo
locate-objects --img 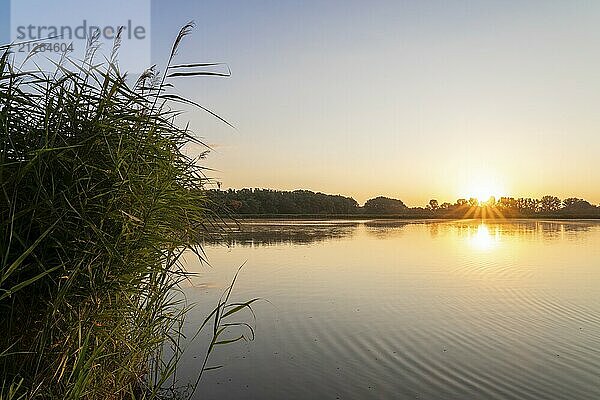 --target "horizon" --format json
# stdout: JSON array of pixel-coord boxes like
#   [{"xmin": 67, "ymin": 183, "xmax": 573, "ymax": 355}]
[{"xmin": 214, "ymin": 186, "xmax": 600, "ymax": 208}]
